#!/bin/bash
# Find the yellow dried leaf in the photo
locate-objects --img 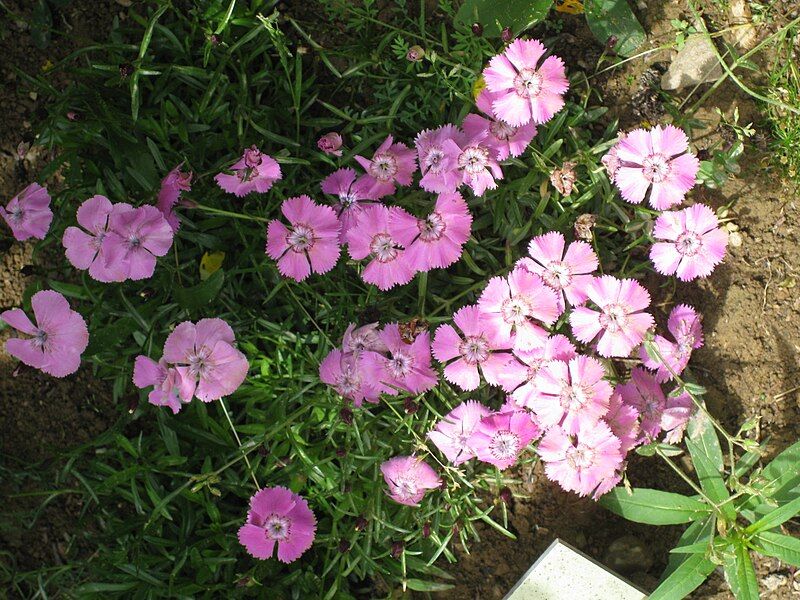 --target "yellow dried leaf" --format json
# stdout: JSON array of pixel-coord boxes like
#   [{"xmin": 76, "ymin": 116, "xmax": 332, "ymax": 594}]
[
  {"xmin": 555, "ymin": 0, "xmax": 584, "ymax": 14},
  {"xmin": 200, "ymin": 251, "xmax": 225, "ymax": 280},
  {"xmin": 472, "ymin": 76, "xmax": 486, "ymax": 100}
]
